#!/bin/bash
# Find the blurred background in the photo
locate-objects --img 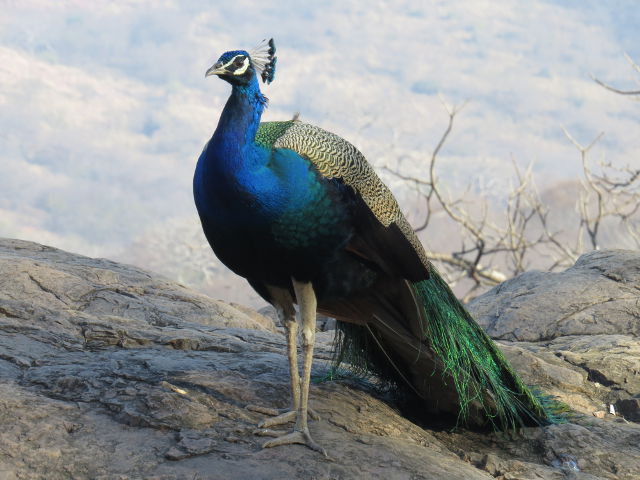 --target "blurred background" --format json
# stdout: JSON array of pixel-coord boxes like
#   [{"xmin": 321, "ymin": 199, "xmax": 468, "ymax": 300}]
[{"xmin": 1, "ymin": 0, "xmax": 638, "ymax": 307}]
